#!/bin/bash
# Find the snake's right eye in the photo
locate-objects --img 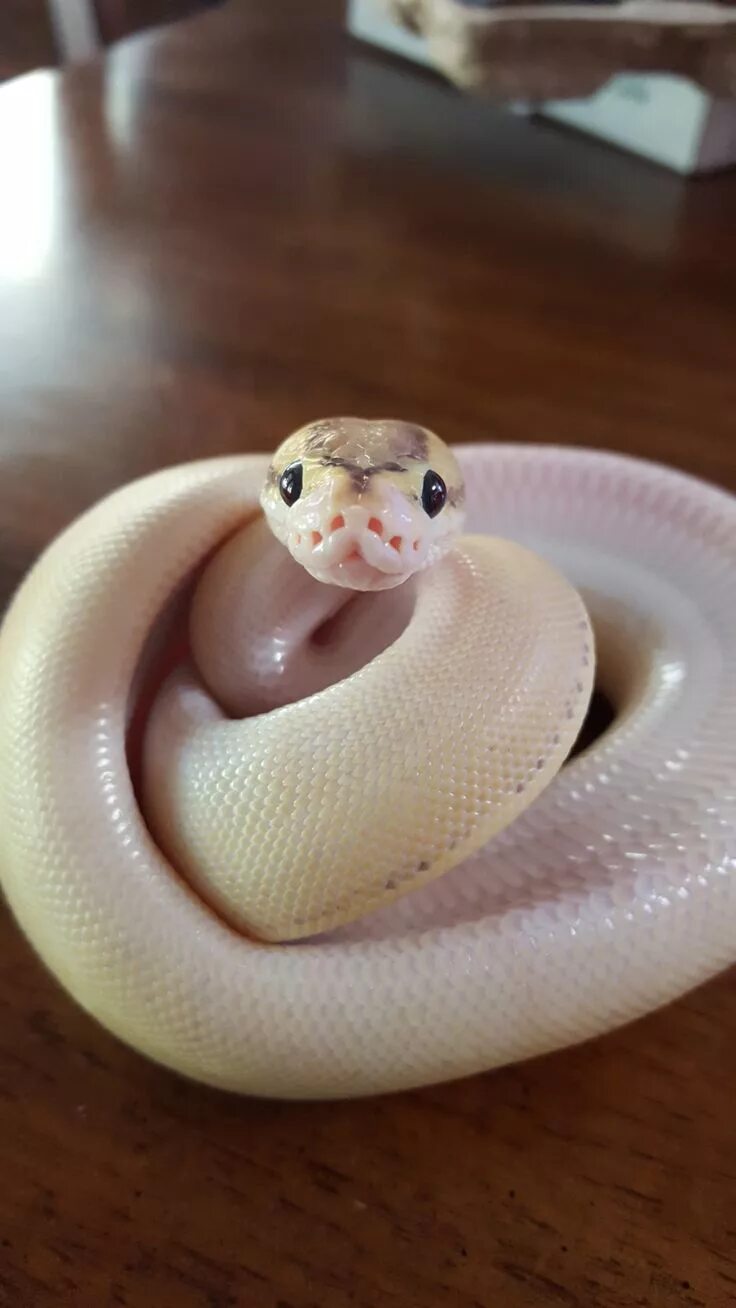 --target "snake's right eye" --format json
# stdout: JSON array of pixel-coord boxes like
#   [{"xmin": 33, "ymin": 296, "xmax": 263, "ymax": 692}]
[
  {"xmin": 421, "ymin": 469, "xmax": 447, "ymax": 518},
  {"xmin": 279, "ymin": 462, "xmax": 303, "ymax": 507}
]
